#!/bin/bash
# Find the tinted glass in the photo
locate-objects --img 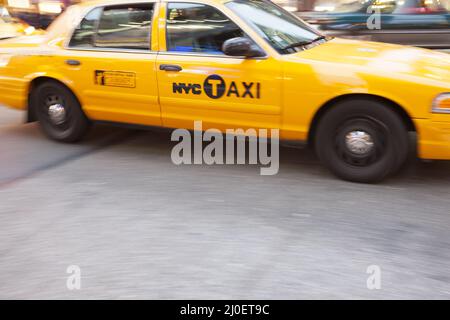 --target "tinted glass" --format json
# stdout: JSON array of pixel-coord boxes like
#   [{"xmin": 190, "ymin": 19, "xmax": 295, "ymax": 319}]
[
  {"xmin": 69, "ymin": 4, "xmax": 153, "ymax": 50},
  {"xmin": 166, "ymin": 2, "xmax": 245, "ymax": 54},
  {"xmin": 226, "ymin": 0, "xmax": 322, "ymax": 54},
  {"xmin": 69, "ymin": 8, "xmax": 102, "ymax": 48},
  {"xmin": 95, "ymin": 4, "xmax": 153, "ymax": 50}
]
